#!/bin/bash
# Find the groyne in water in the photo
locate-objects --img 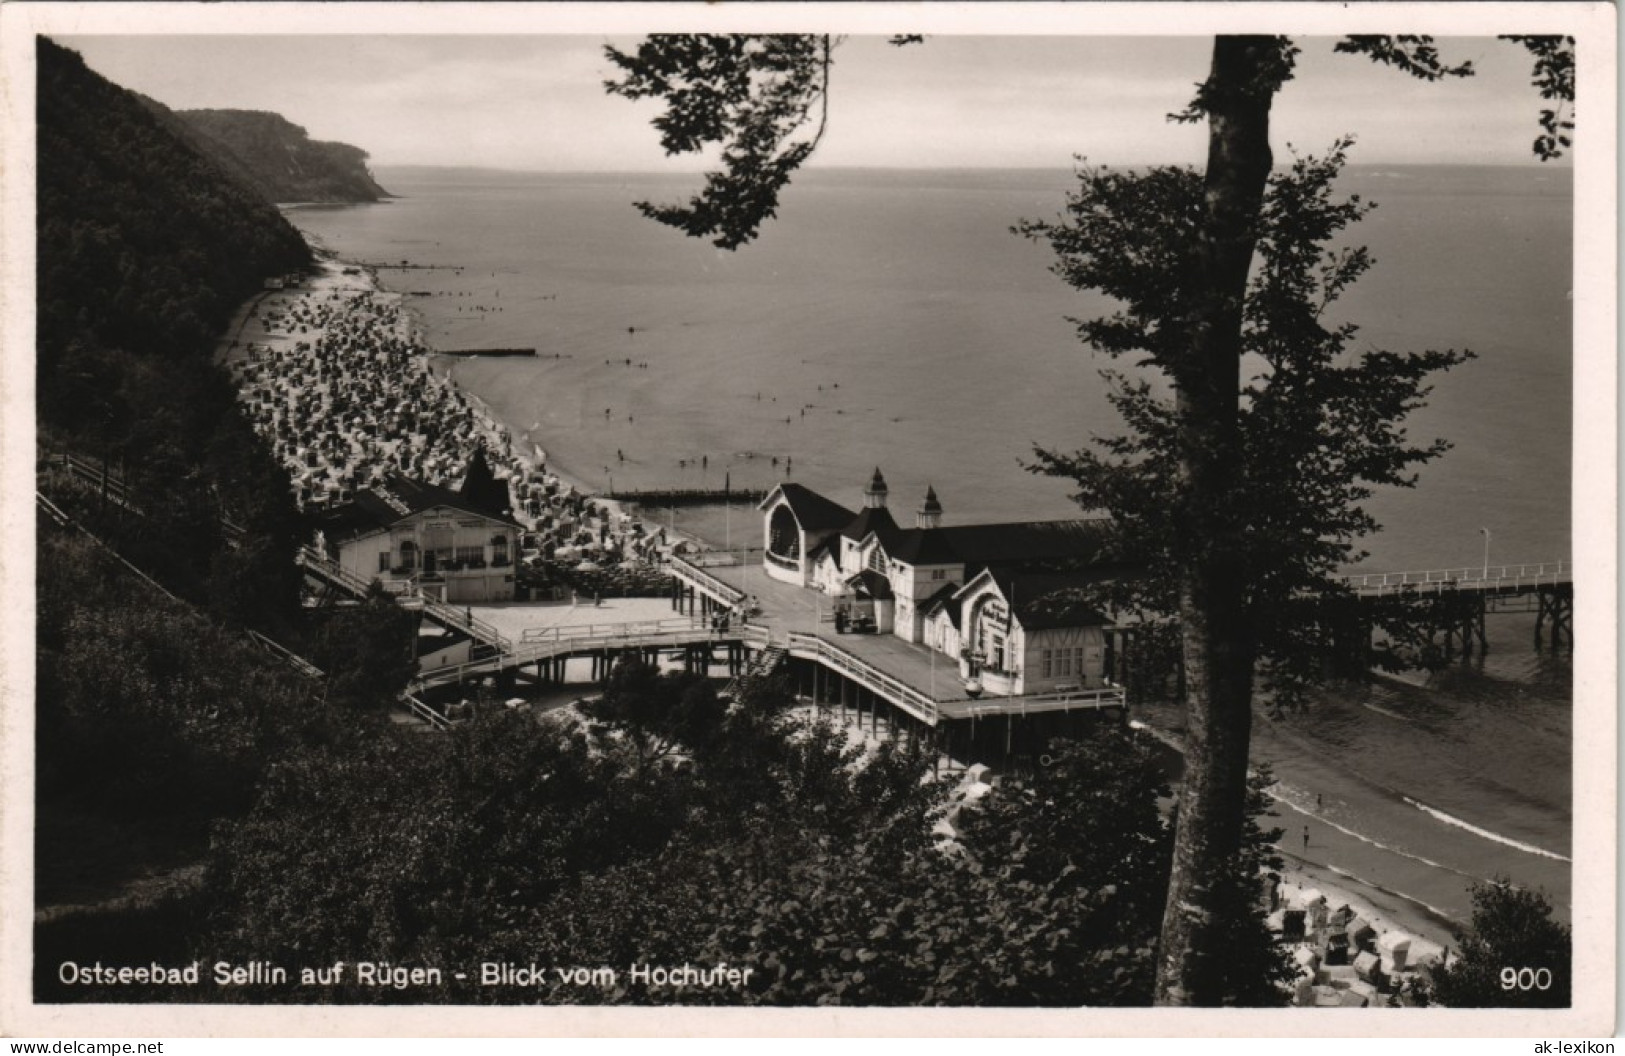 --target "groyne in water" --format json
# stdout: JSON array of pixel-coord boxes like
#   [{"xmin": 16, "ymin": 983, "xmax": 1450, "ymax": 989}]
[
  {"xmin": 611, "ymin": 487, "xmax": 770, "ymax": 507},
  {"xmin": 440, "ymin": 347, "xmax": 537, "ymax": 358}
]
